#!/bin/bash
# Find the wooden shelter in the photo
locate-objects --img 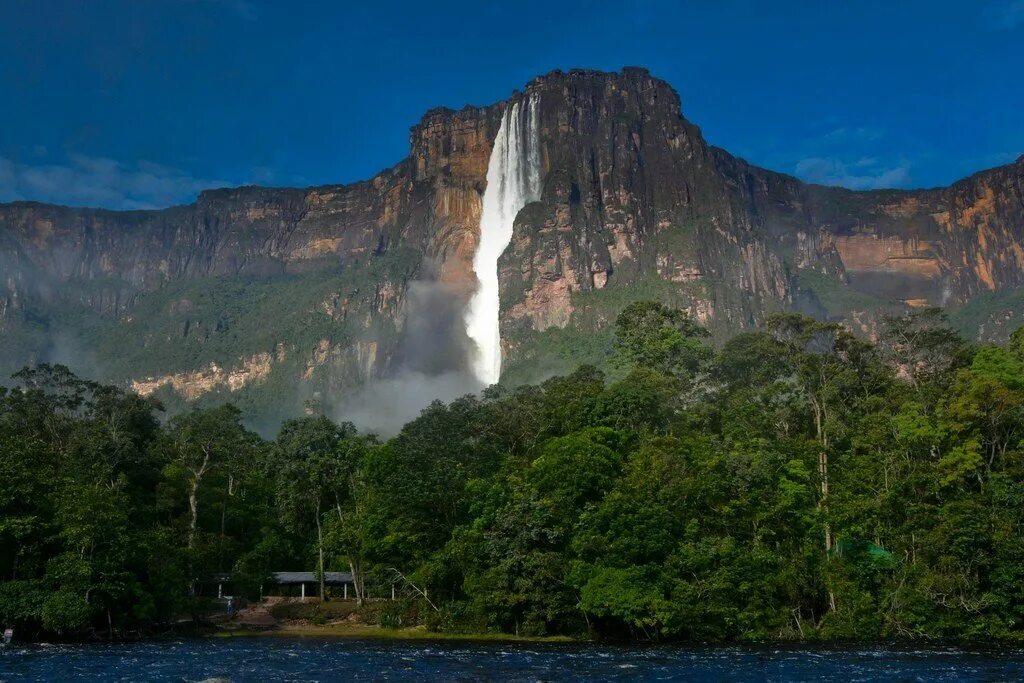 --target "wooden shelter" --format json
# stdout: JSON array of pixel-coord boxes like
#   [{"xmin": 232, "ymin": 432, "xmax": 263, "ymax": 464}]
[{"xmin": 265, "ymin": 571, "xmax": 355, "ymax": 601}]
